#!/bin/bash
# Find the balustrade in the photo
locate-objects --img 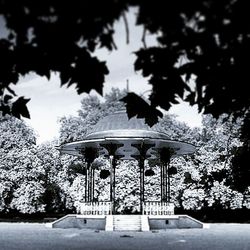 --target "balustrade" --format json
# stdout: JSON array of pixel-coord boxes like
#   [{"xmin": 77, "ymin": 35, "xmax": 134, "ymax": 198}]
[
  {"xmin": 79, "ymin": 201, "xmax": 174, "ymax": 216},
  {"xmin": 143, "ymin": 201, "xmax": 174, "ymax": 215},
  {"xmin": 79, "ymin": 201, "xmax": 112, "ymax": 215}
]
